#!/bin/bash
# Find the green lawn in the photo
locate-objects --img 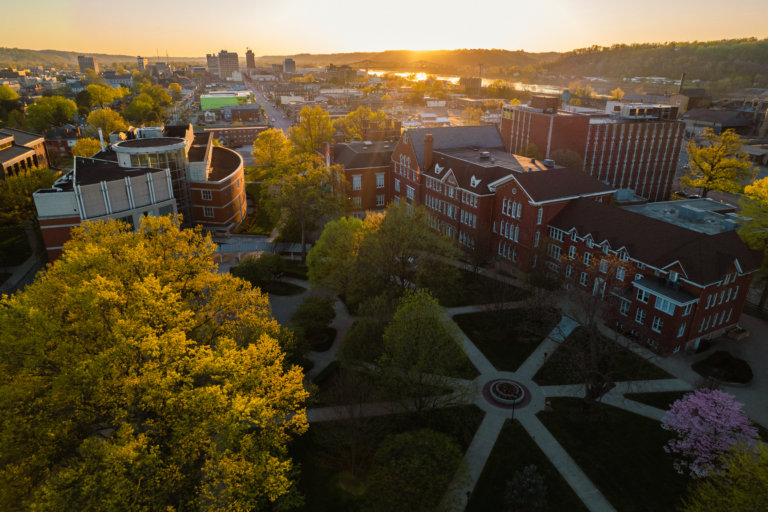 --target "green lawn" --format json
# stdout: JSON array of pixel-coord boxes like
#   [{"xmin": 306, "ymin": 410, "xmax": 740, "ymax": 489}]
[
  {"xmin": 537, "ymin": 397, "xmax": 689, "ymax": 512},
  {"xmin": 624, "ymin": 391, "xmax": 689, "ymax": 411},
  {"xmin": 453, "ymin": 308, "xmax": 560, "ymax": 372},
  {"xmin": 467, "ymin": 420, "xmax": 588, "ymax": 512},
  {"xmin": 533, "ymin": 327, "xmax": 672, "ymax": 385},
  {"xmin": 434, "ymin": 269, "xmax": 528, "ymax": 307},
  {"xmin": 291, "ymin": 405, "xmax": 485, "ymax": 512}
]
